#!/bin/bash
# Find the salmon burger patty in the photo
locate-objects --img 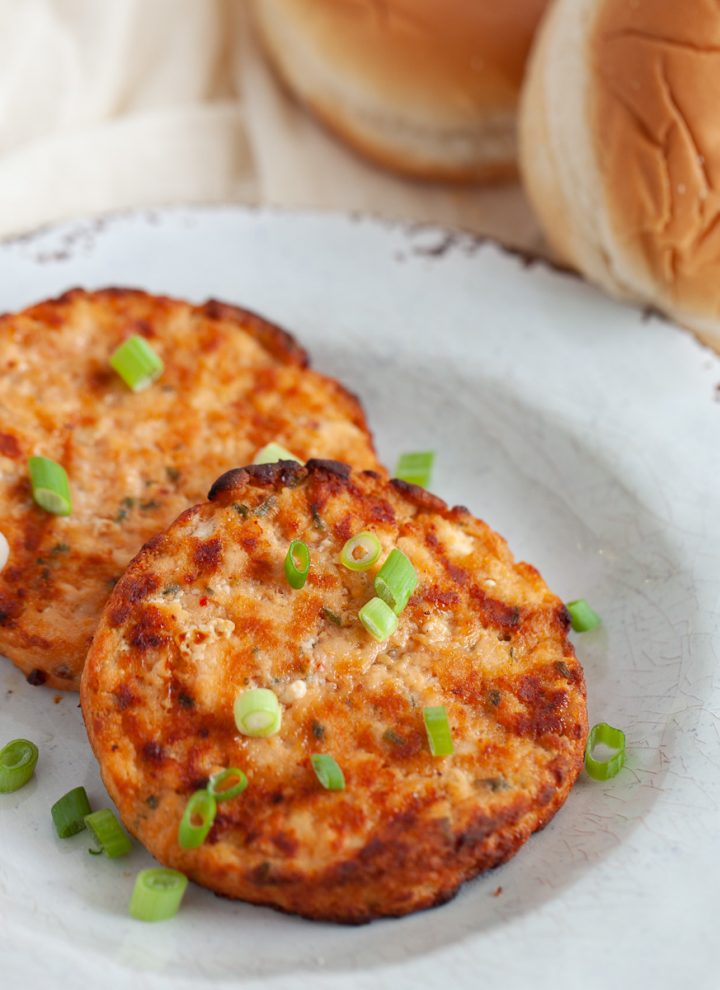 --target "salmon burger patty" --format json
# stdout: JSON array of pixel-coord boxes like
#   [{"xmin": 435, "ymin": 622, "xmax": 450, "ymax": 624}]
[
  {"xmin": 81, "ymin": 459, "xmax": 588, "ymax": 923},
  {"xmin": 0, "ymin": 289, "xmax": 381, "ymax": 690}
]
